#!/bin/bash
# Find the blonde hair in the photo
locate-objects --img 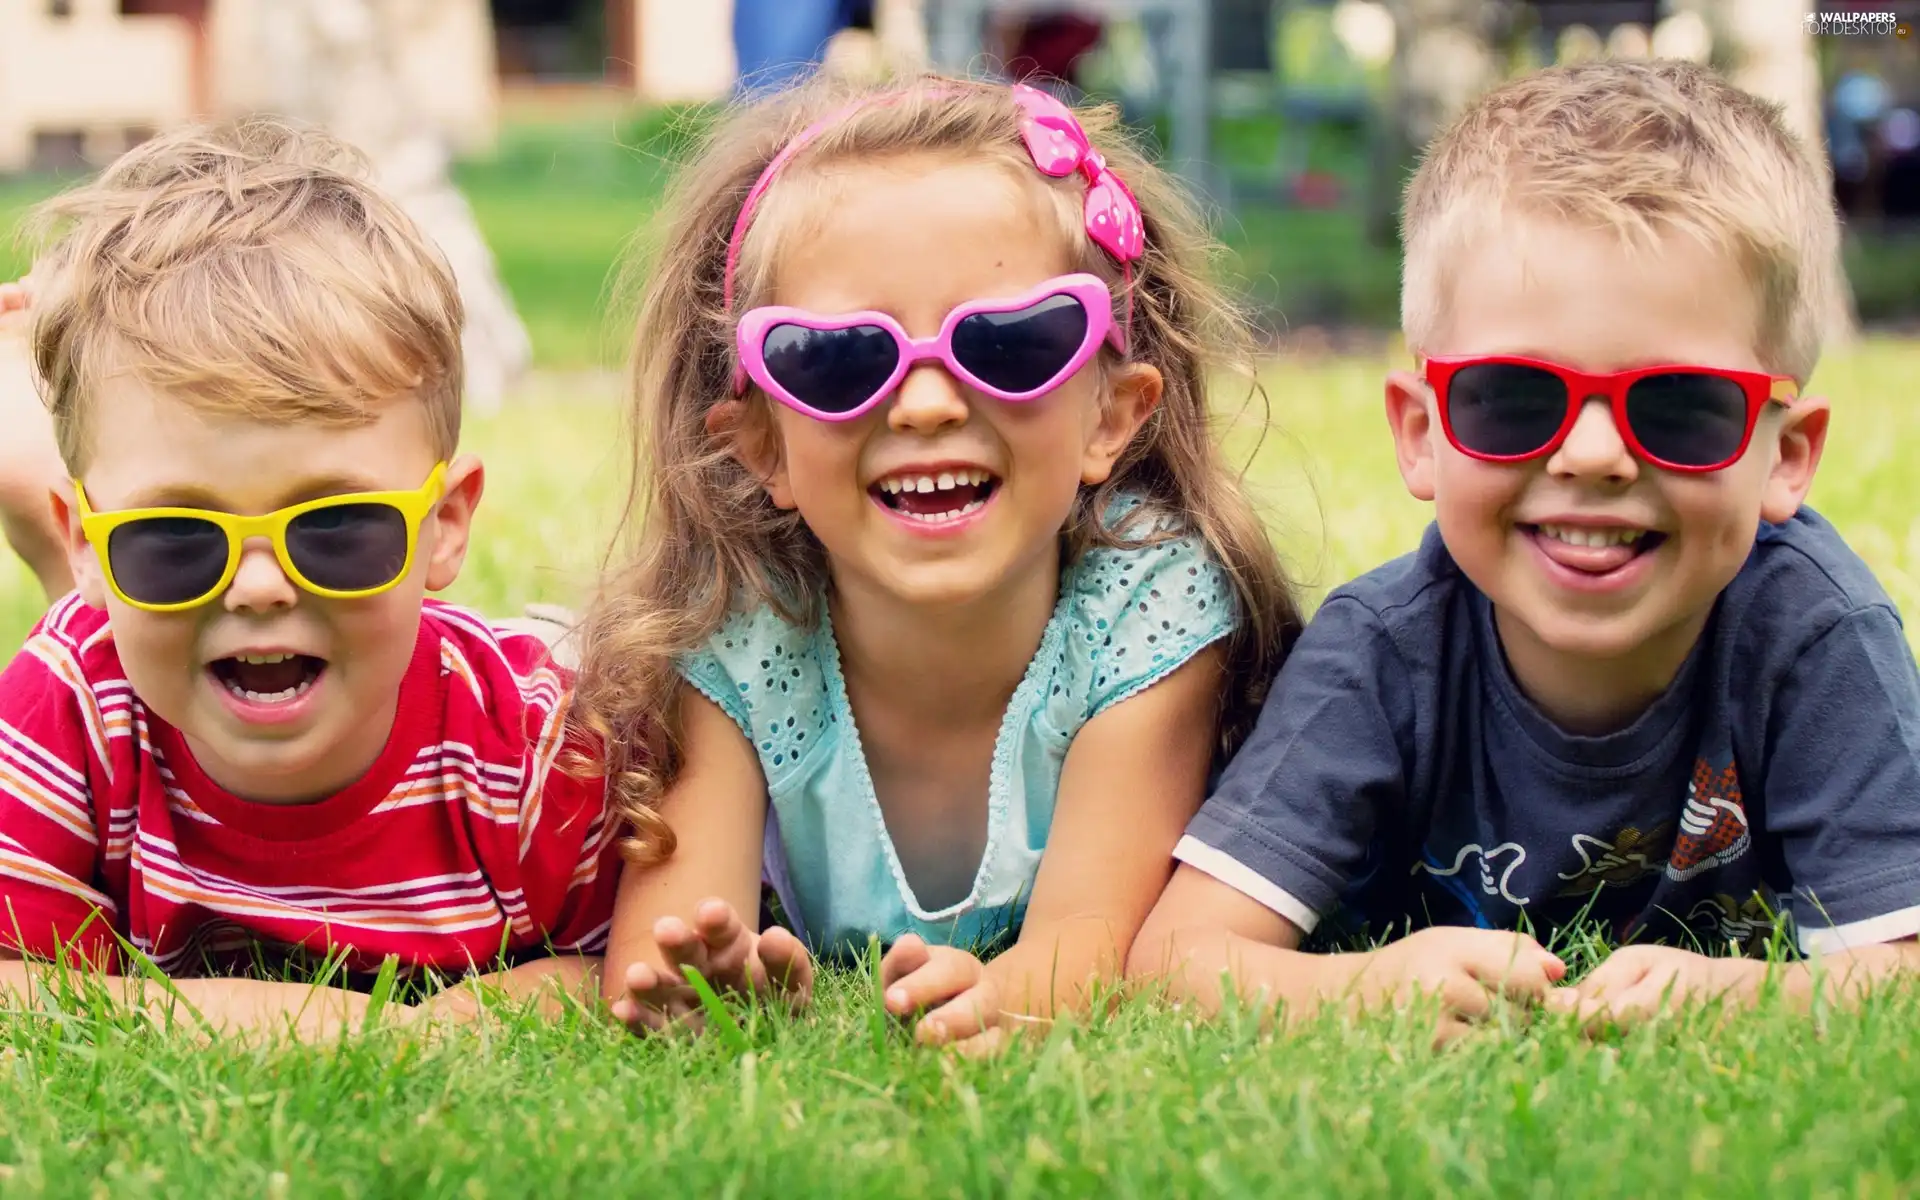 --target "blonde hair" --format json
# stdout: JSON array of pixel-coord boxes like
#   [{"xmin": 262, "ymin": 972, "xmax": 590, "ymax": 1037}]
[
  {"xmin": 1401, "ymin": 60, "xmax": 1842, "ymax": 383},
  {"xmin": 28, "ymin": 117, "xmax": 464, "ymax": 473},
  {"xmin": 573, "ymin": 74, "xmax": 1303, "ymax": 862}
]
